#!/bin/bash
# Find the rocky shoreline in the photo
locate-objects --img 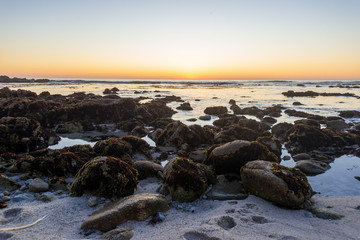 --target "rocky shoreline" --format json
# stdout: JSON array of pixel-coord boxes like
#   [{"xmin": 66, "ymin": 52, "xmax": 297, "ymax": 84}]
[{"xmin": 1, "ymin": 87, "xmax": 360, "ymax": 239}]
